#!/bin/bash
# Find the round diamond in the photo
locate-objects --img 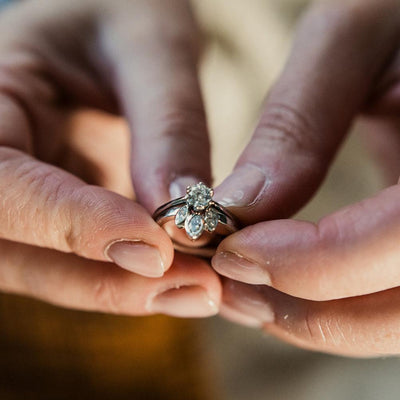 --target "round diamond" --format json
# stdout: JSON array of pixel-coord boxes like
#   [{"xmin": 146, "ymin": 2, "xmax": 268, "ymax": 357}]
[
  {"xmin": 186, "ymin": 182, "xmax": 213, "ymax": 211},
  {"xmin": 175, "ymin": 205, "xmax": 188, "ymax": 228},
  {"xmin": 205, "ymin": 209, "xmax": 219, "ymax": 232},
  {"xmin": 185, "ymin": 213, "xmax": 204, "ymax": 240}
]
